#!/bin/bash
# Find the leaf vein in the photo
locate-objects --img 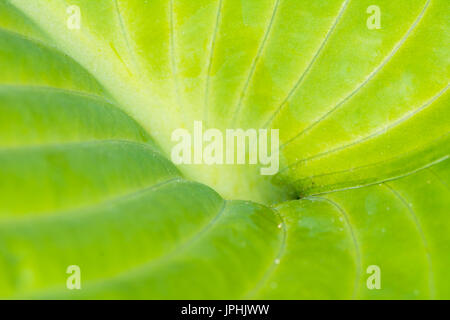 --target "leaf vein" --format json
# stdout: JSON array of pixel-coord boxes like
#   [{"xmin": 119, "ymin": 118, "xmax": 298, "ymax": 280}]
[
  {"xmin": 231, "ymin": 0, "xmax": 281, "ymax": 126},
  {"xmin": 279, "ymin": 0, "xmax": 431, "ymax": 150},
  {"xmin": 203, "ymin": 0, "xmax": 224, "ymax": 124},
  {"xmin": 113, "ymin": 0, "xmax": 139, "ymax": 76},
  {"xmin": 305, "ymin": 196, "xmax": 362, "ymax": 299},
  {"xmin": 244, "ymin": 206, "xmax": 287, "ymax": 298},
  {"xmin": 383, "ymin": 183, "xmax": 436, "ymax": 298},
  {"xmin": 262, "ymin": 0, "xmax": 350, "ymax": 129},
  {"xmin": 280, "ymin": 83, "xmax": 449, "ymax": 173},
  {"xmin": 299, "ymin": 152, "xmax": 449, "ymax": 197}
]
